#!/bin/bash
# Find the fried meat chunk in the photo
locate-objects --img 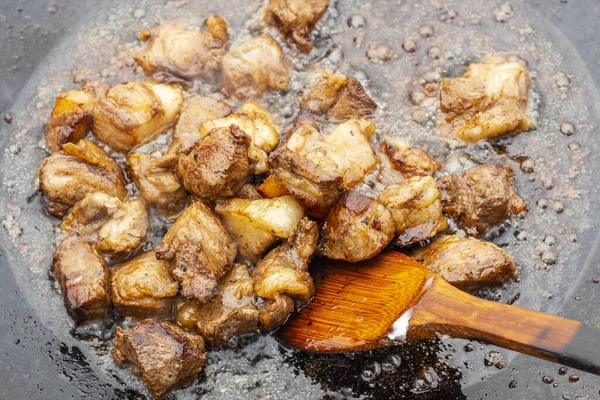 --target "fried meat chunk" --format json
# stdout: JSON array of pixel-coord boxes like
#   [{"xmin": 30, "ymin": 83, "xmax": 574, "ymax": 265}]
[
  {"xmin": 39, "ymin": 139, "xmax": 127, "ymax": 218},
  {"xmin": 51, "ymin": 234, "xmax": 110, "ymax": 323},
  {"xmin": 177, "ymin": 126, "xmax": 251, "ymax": 201},
  {"xmin": 252, "ymin": 218, "xmax": 318, "ymax": 331},
  {"xmin": 439, "ymin": 62, "xmax": 533, "ymax": 142},
  {"xmin": 220, "ymin": 36, "xmax": 290, "ymax": 99},
  {"xmin": 380, "ymin": 138, "xmax": 440, "ymax": 178},
  {"xmin": 318, "ymin": 191, "xmax": 395, "ymax": 262},
  {"xmin": 264, "ymin": 0, "xmax": 329, "ymax": 53},
  {"xmin": 215, "ymin": 195, "xmax": 305, "ymax": 263},
  {"xmin": 168, "ymin": 95, "xmax": 232, "ymax": 155},
  {"xmin": 378, "ymin": 176, "xmax": 447, "ymax": 246},
  {"xmin": 199, "ymin": 101, "xmax": 280, "ymax": 173},
  {"xmin": 155, "ymin": 202, "xmax": 237, "ymax": 303},
  {"xmin": 93, "ymin": 81, "xmax": 184, "ymax": 152},
  {"xmin": 133, "ymin": 18, "xmax": 228, "ymax": 80},
  {"xmin": 60, "ymin": 192, "xmax": 122, "ymax": 236},
  {"xmin": 113, "ymin": 321, "xmax": 206, "ymax": 399},
  {"xmin": 302, "ymin": 71, "xmax": 377, "ymax": 121},
  {"xmin": 95, "ymin": 199, "xmax": 149, "ymax": 255},
  {"xmin": 127, "ymin": 153, "xmax": 188, "ymax": 214},
  {"xmin": 111, "ymin": 251, "xmax": 179, "ymax": 319},
  {"xmin": 412, "ymin": 235, "xmax": 518, "ymax": 290},
  {"xmin": 437, "ymin": 163, "xmax": 527, "ymax": 236}
]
